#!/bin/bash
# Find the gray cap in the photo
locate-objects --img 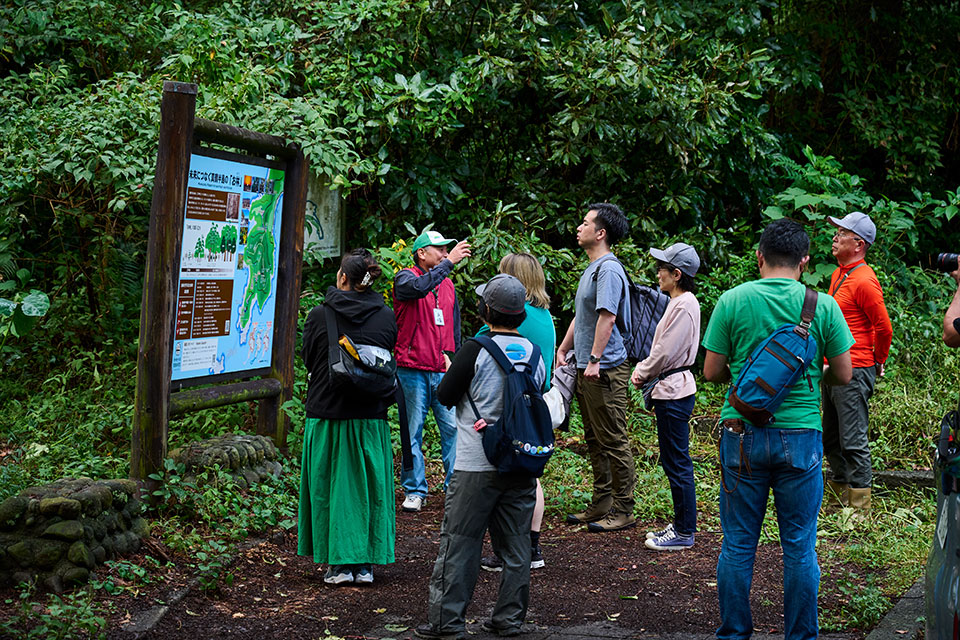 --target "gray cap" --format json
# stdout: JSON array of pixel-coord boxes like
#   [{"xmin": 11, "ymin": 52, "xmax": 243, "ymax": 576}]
[
  {"xmin": 649, "ymin": 242, "xmax": 701, "ymax": 277},
  {"xmin": 475, "ymin": 274, "xmax": 527, "ymax": 315},
  {"xmin": 828, "ymin": 211, "xmax": 876, "ymax": 244}
]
